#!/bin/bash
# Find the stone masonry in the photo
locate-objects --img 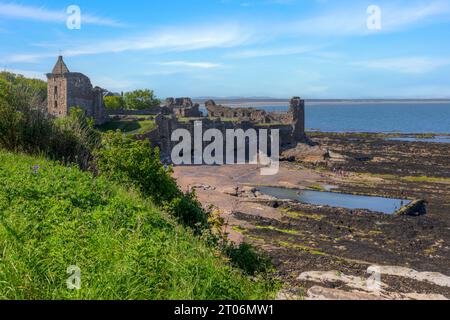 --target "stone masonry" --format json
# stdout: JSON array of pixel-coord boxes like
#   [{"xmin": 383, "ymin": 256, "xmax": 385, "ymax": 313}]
[
  {"xmin": 164, "ymin": 97, "xmax": 202, "ymax": 118},
  {"xmin": 47, "ymin": 56, "xmax": 108, "ymax": 125},
  {"xmin": 142, "ymin": 97, "xmax": 307, "ymax": 159}
]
